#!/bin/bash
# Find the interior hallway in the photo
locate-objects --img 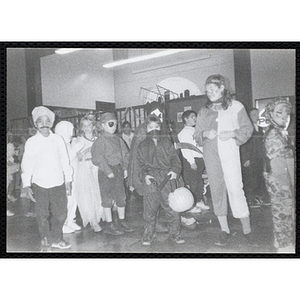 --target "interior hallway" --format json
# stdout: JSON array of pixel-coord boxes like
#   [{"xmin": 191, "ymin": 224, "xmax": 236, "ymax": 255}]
[{"xmin": 7, "ymin": 189, "xmax": 286, "ymax": 255}]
